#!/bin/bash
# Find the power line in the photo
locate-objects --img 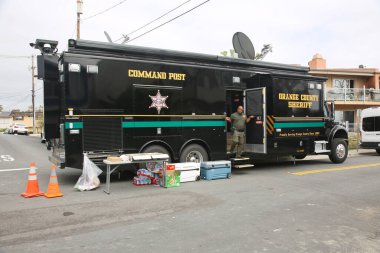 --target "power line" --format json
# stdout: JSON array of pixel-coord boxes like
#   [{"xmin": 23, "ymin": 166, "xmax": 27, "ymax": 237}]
[
  {"xmin": 124, "ymin": 0, "xmax": 210, "ymax": 43},
  {"xmin": 0, "ymin": 91, "xmax": 28, "ymax": 94},
  {"xmin": 0, "ymin": 55, "xmax": 31, "ymax": 59},
  {"xmin": 81, "ymin": 0, "xmax": 128, "ymax": 21},
  {"xmin": 0, "ymin": 92, "xmax": 30, "ymax": 100},
  {"xmin": 115, "ymin": 0, "xmax": 192, "ymax": 42},
  {"xmin": 5, "ymin": 94, "xmax": 31, "ymax": 110}
]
